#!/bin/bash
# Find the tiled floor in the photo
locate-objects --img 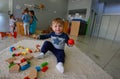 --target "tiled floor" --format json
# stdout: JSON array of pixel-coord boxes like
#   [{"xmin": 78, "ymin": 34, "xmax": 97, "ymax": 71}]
[
  {"xmin": 0, "ymin": 34, "xmax": 120, "ymax": 79},
  {"xmin": 75, "ymin": 36, "xmax": 120, "ymax": 79}
]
